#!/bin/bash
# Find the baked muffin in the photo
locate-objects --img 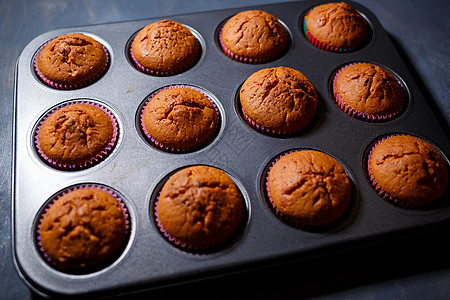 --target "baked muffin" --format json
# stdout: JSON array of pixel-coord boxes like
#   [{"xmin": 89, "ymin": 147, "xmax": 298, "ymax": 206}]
[
  {"xmin": 131, "ymin": 20, "xmax": 200, "ymax": 75},
  {"xmin": 141, "ymin": 86, "xmax": 219, "ymax": 152},
  {"xmin": 333, "ymin": 63, "xmax": 405, "ymax": 121},
  {"xmin": 267, "ymin": 150, "xmax": 351, "ymax": 227},
  {"xmin": 35, "ymin": 33, "xmax": 108, "ymax": 89},
  {"xmin": 303, "ymin": 2, "xmax": 367, "ymax": 52},
  {"xmin": 156, "ymin": 165, "xmax": 244, "ymax": 250},
  {"xmin": 240, "ymin": 66, "xmax": 317, "ymax": 135},
  {"xmin": 368, "ymin": 135, "xmax": 448, "ymax": 207},
  {"xmin": 38, "ymin": 186, "xmax": 128, "ymax": 272},
  {"xmin": 36, "ymin": 102, "xmax": 117, "ymax": 170},
  {"xmin": 220, "ymin": 10, "xmax": 288, "ymax": 63}
]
